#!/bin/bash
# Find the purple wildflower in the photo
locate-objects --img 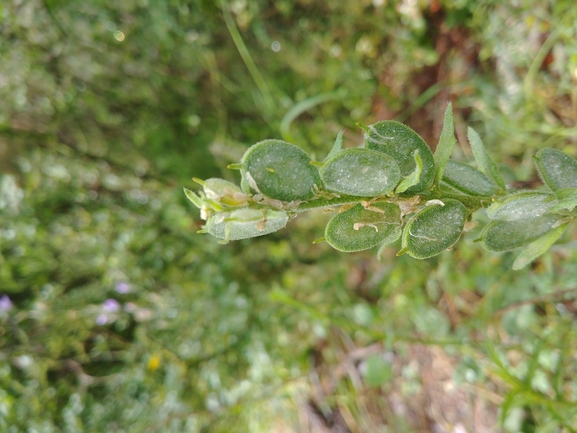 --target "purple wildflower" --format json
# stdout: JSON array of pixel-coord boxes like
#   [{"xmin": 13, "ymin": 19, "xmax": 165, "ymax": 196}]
[
  {"xmin": 102, "ymin": 298, "xmax": 120, "ymax": 313},
  {"xmin": 96, "ymin": 314, "xmax": 108, "ymax": 326},
  {"xmin": 0, "ymin": 295, "xmax": 13, "ymax": 311},
  {"xmin": 115, "ymin": 282, "xmax": 131, "ymax": 294}
]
